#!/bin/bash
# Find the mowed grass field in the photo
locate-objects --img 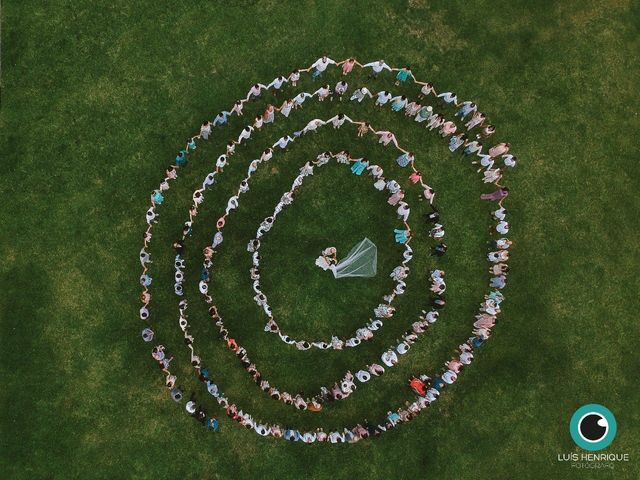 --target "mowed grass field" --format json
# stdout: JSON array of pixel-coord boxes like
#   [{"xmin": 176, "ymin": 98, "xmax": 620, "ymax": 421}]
[{"xmin": 1, "ymin": 1, "xmax": 639, "ymax": 479}]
